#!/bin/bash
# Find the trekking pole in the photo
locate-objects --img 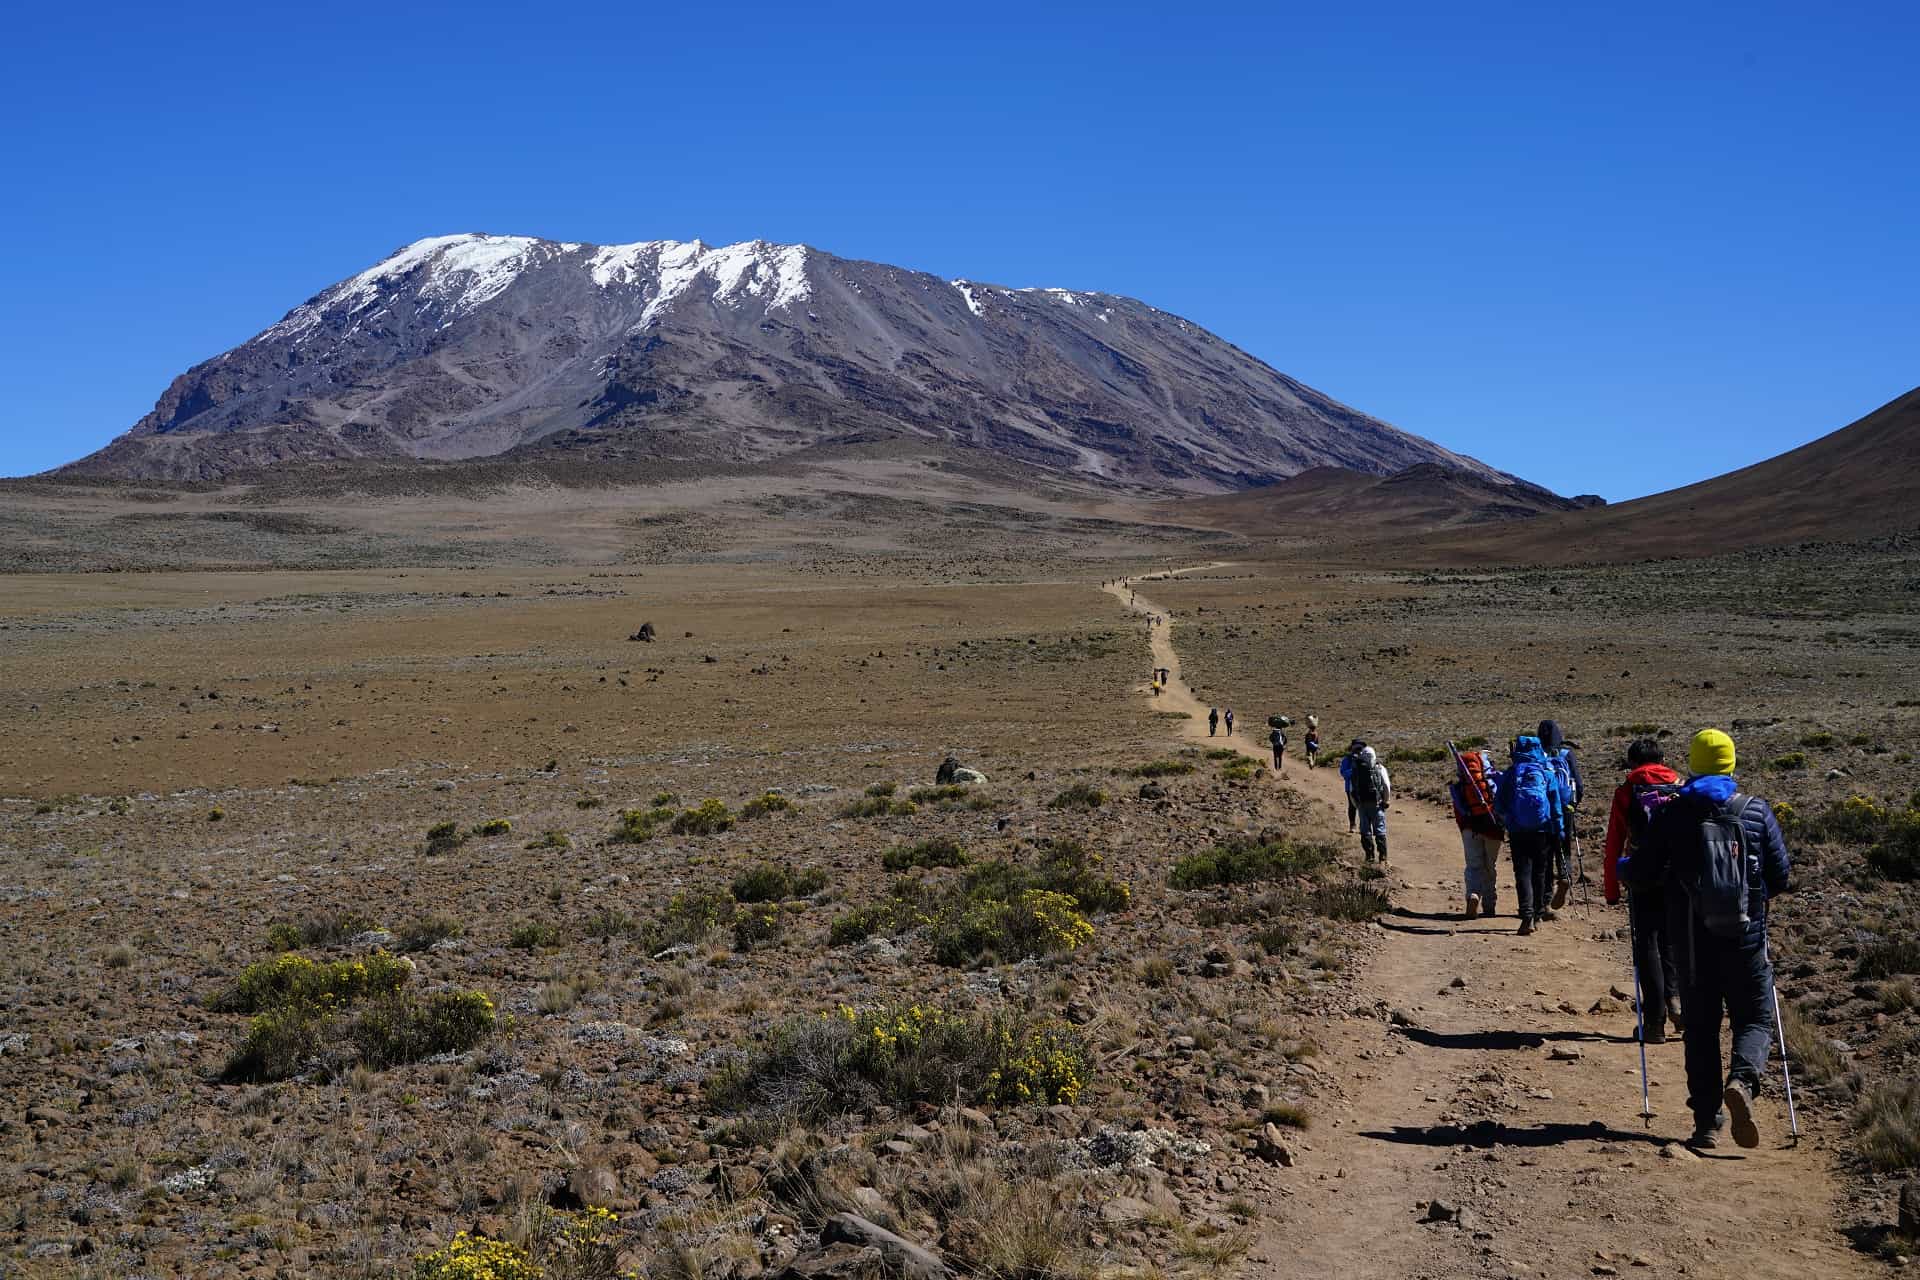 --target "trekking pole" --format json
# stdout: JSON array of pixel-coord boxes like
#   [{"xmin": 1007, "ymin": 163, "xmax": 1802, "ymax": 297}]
[
  {"xmin": 1627, "ymin": 895, "xmax": 1652, "ymax": 1125},
  {"xmin": 1573, "ymin": 834, "xmax": 1593, "ymax": 919},
  {"xmin": 1768, "ymin": 950, "xmax": 1802, "ymax": 1142}
]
